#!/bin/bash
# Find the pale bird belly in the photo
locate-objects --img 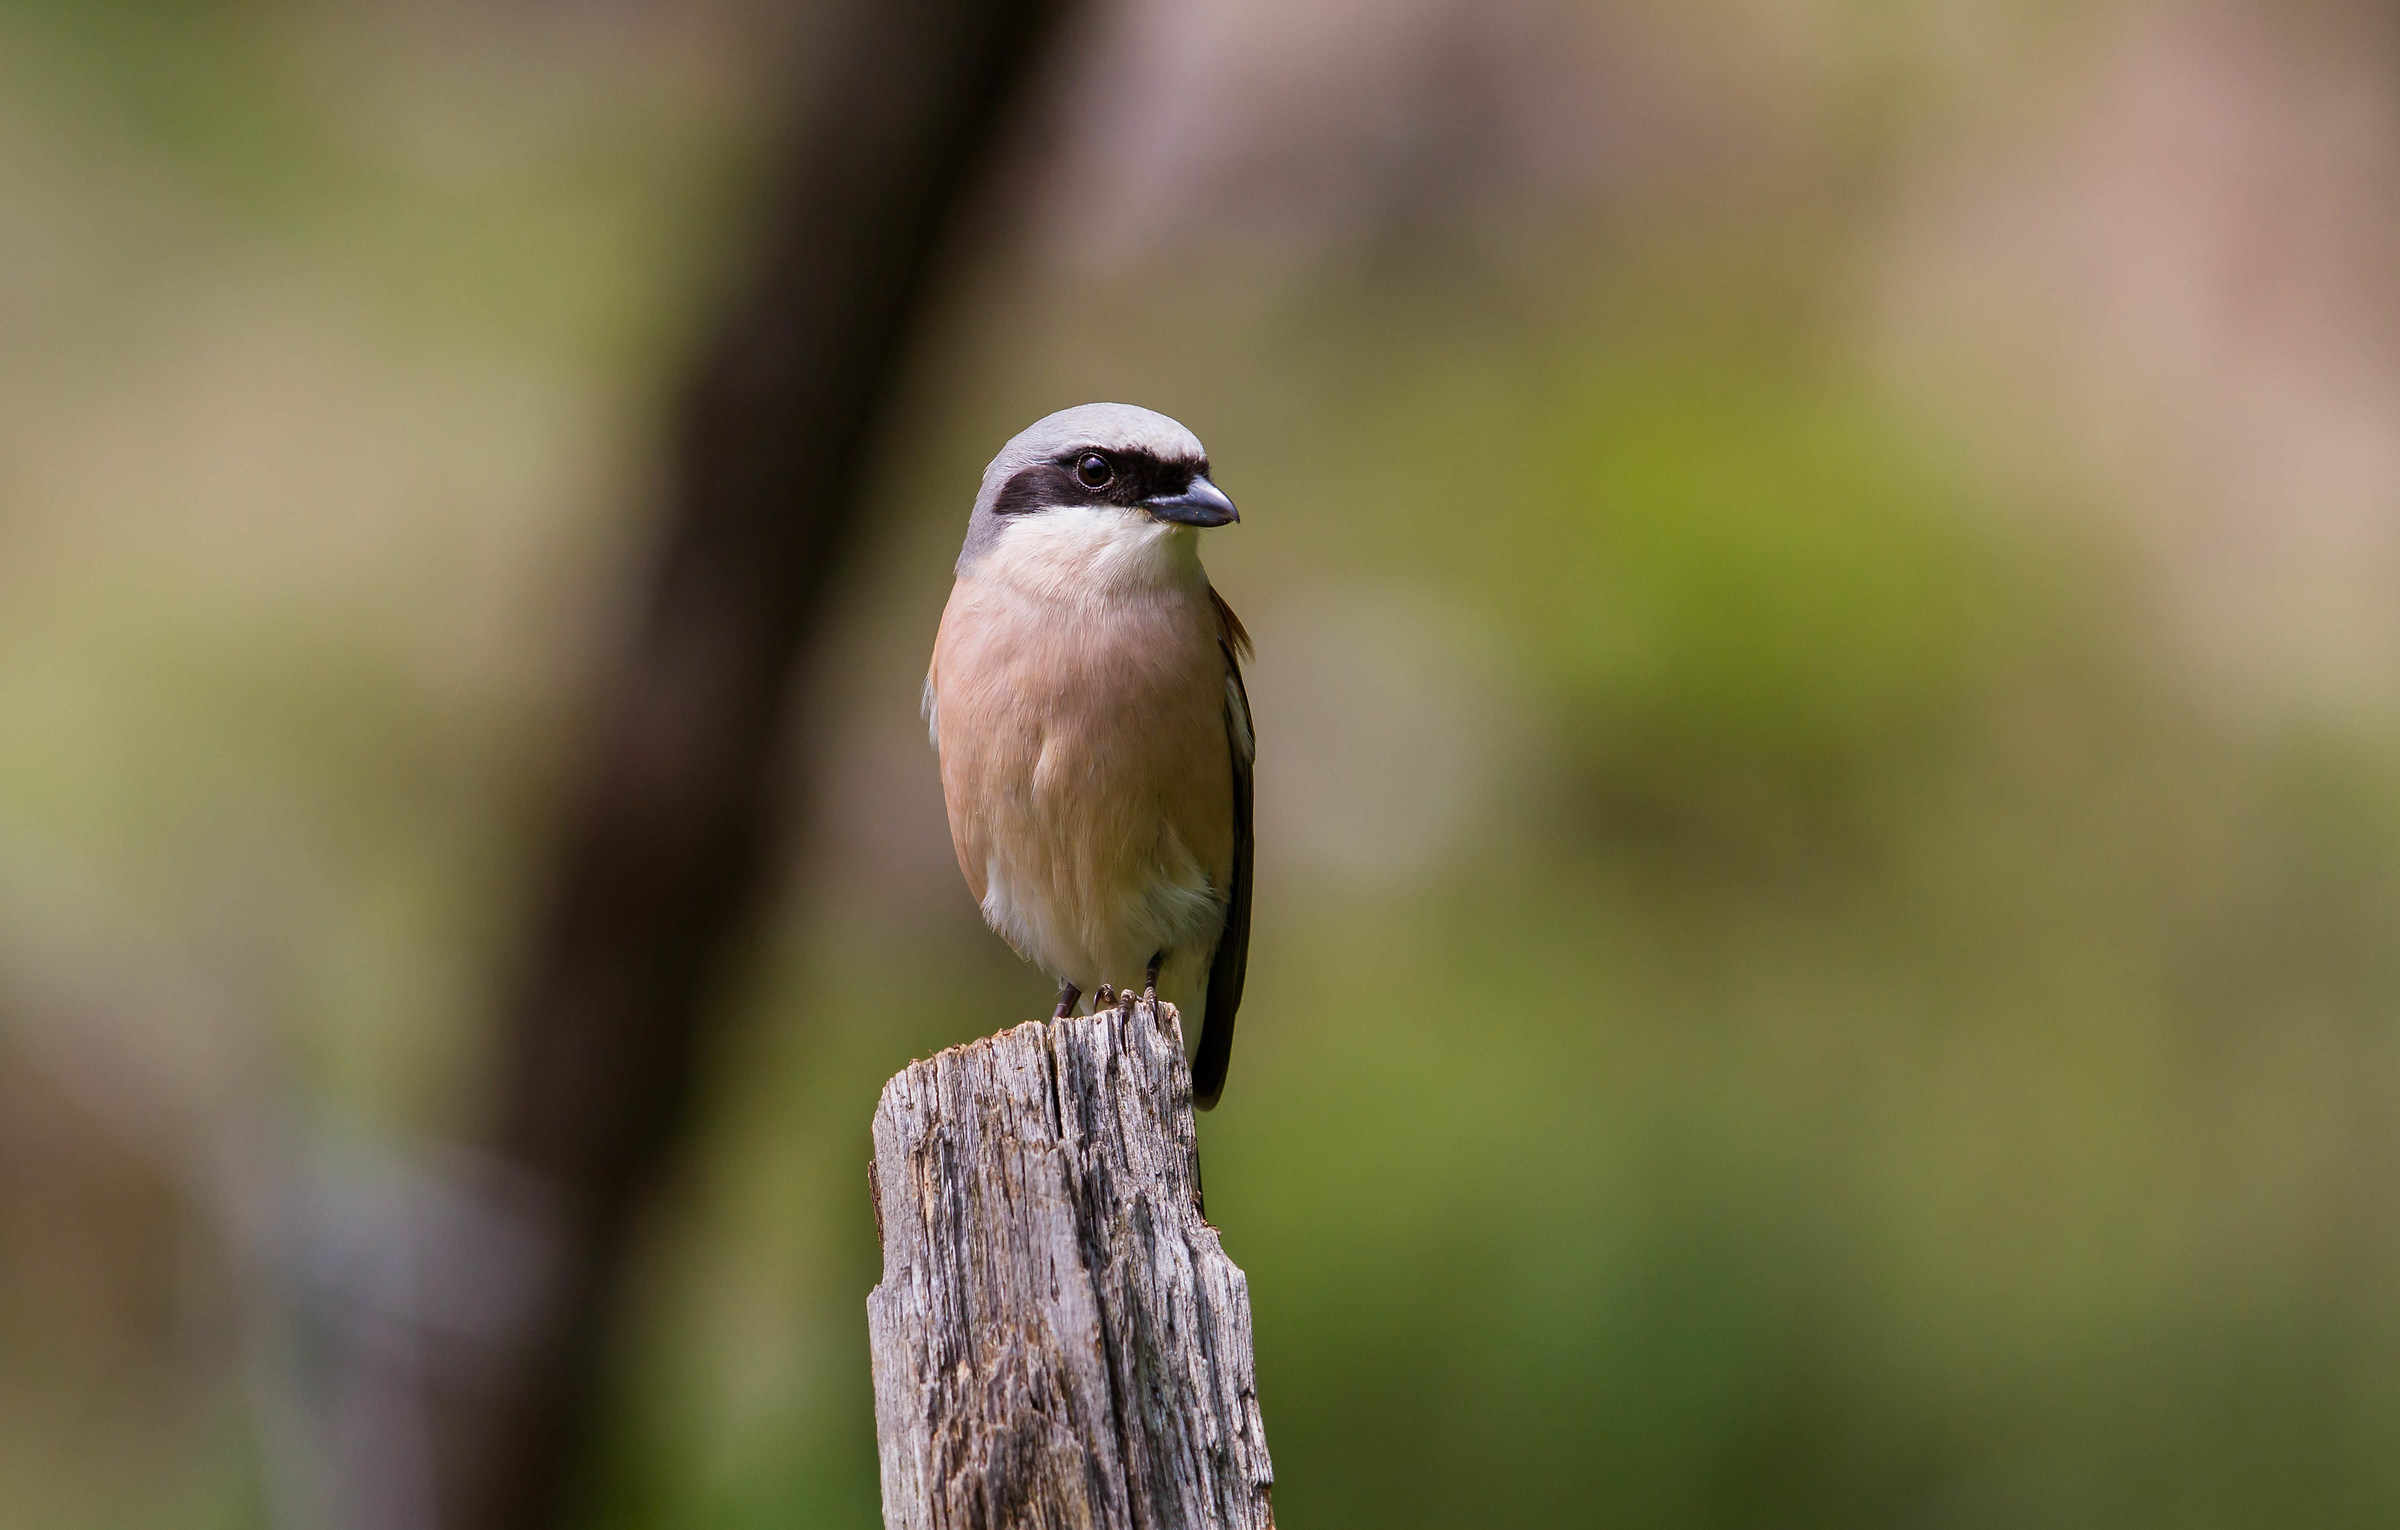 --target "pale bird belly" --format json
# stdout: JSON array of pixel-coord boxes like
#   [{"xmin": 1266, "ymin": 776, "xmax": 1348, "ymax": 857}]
[
  {"xmin": 981, "ymin": 750, "xmax": 1218, "ymax": 990},
  {"xmin": 936, "ymin": 584, "xmax": 1233, "ymax": 994}
]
